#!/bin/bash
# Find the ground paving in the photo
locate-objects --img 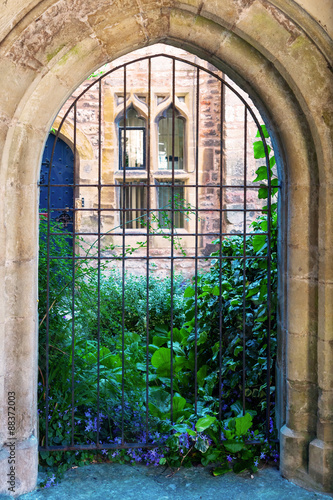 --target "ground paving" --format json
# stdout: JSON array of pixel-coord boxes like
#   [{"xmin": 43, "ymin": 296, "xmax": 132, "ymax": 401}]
[{"xmin": 1, "ymin": 464, "xmax": 332, "ymax": 499}]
